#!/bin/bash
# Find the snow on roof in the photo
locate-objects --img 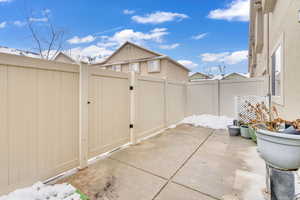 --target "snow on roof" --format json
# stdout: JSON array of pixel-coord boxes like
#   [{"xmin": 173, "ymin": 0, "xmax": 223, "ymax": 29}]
[
  {"xmin": 0, "ymin": 46, "xmax": 41, "ymax": 58},
  {"xmin": 211, "ymin": 72, "xmax": 249, "ymax": 80},
  {"xmin": 211, "ymin": 74, "xmax": 224, "ymax": 80}
]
